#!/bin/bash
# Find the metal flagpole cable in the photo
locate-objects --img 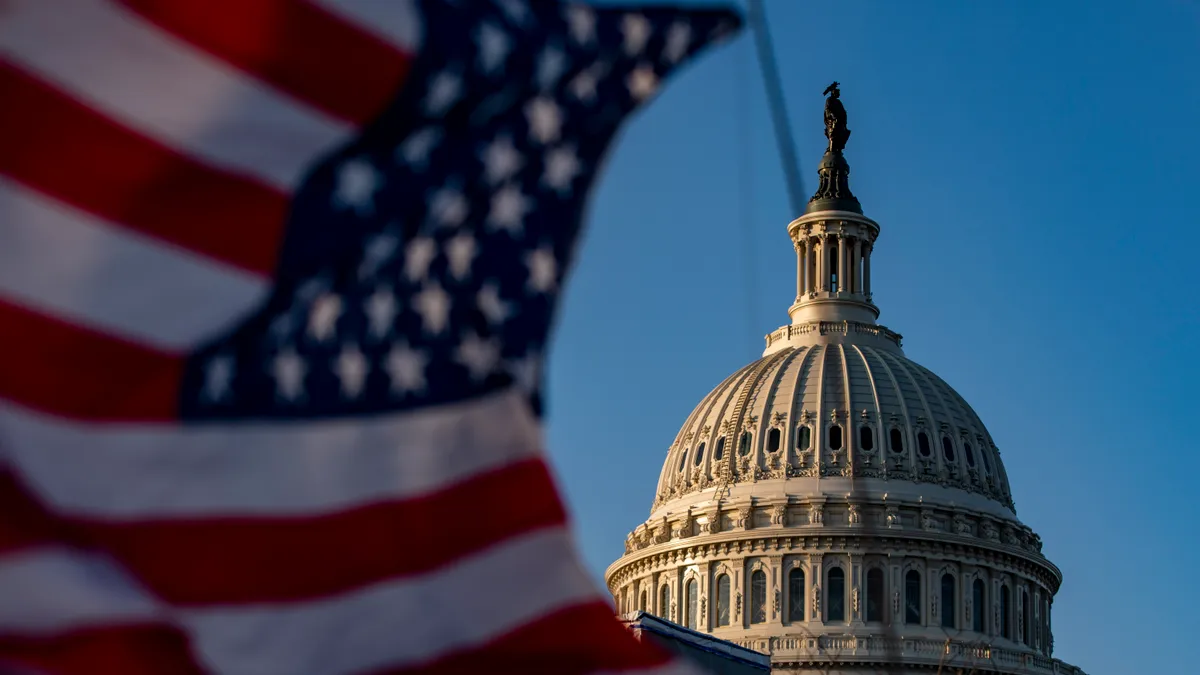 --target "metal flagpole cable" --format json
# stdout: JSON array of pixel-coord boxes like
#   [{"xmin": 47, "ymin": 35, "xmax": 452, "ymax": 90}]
[
  {"xmin": 746, "ymin": 0, "xmax": 805, "ymax": 214},
  {"xmin": 735, "ymin": 24, "xmax": 758, "ymax": 359}
]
